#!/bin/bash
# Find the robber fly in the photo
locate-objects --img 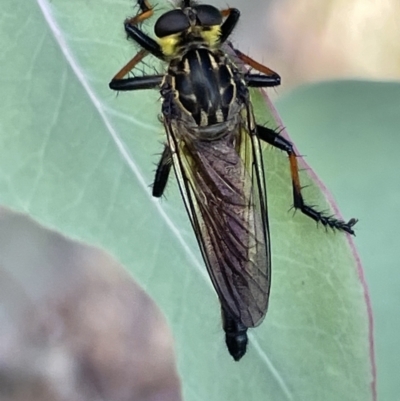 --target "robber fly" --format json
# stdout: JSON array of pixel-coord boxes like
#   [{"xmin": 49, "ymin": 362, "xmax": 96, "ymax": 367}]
[{"xmin": 109, "ymin": 0, "xmax": 357, "ymax": 361}]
